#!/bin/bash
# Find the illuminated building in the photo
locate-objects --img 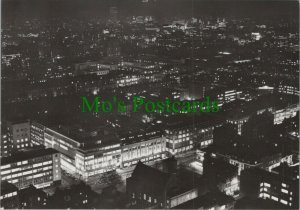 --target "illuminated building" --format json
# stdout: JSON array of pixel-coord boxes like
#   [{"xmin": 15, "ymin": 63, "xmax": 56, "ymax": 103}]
[
  {"xmin": 74, "ymin": 61, "xmax": 113, "ymax": 76},
  {"xmin": 278, "ymin": 85, "xmax": 299, "ymax": 95},
  {"xmin": 7, "ymin": 120, "xmax": 32, "ymax": 153},
  {"xmin": 195, "ymin": 149, "xmax": 205, "ymax": 174},
  {"xmin": 1, "ymin": 131, "xmax": 11, "ymax": 157},
  {"xmin": 106, "ymin": 39, "xmax": 121, "ymax": 57},
  {"xmin": 120, "ymin": 130, "xmax": 166, "ymax": 168},
  {"xmin": 42, "ymin": 123, "xmax": 166, "ymax": 179},
  {"xmin": 165, "ymin": 125, "xmax": 193, "ymax": 155},
  {"xmin": 0, "ymin": 148, "xmax": 61, "ymax": 189},
  {"xmin": 1, "ymin": 53, "xmax": 21, "ymax": 66},
  {"xmin": 241, "ymin": 166, "xmax": 299, "ymax": 209},
  {"xmin": 273, "ymin": 104, "xmax": 300, "ymax": 124},
  {"xmin": 165, "ymin": 116, "xmax": 220, "ymax": 155},
  {"xmin": 109, "ymin": 7, "xmax": 118, "ymax": 23},
  {"xmin": 116, "ymin": 74, "xmax": 140, "ymax": 87},
  {"xmin": 226, "ymin": 114, "xmax": 250, "ymax": 135},
  {"xmin": 217, "ymin": 90, "xmax": 242, "ymax": 106},
  {"xmin": 251, "ymin": 32, "xmax": 262, "ymax": 41}
]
